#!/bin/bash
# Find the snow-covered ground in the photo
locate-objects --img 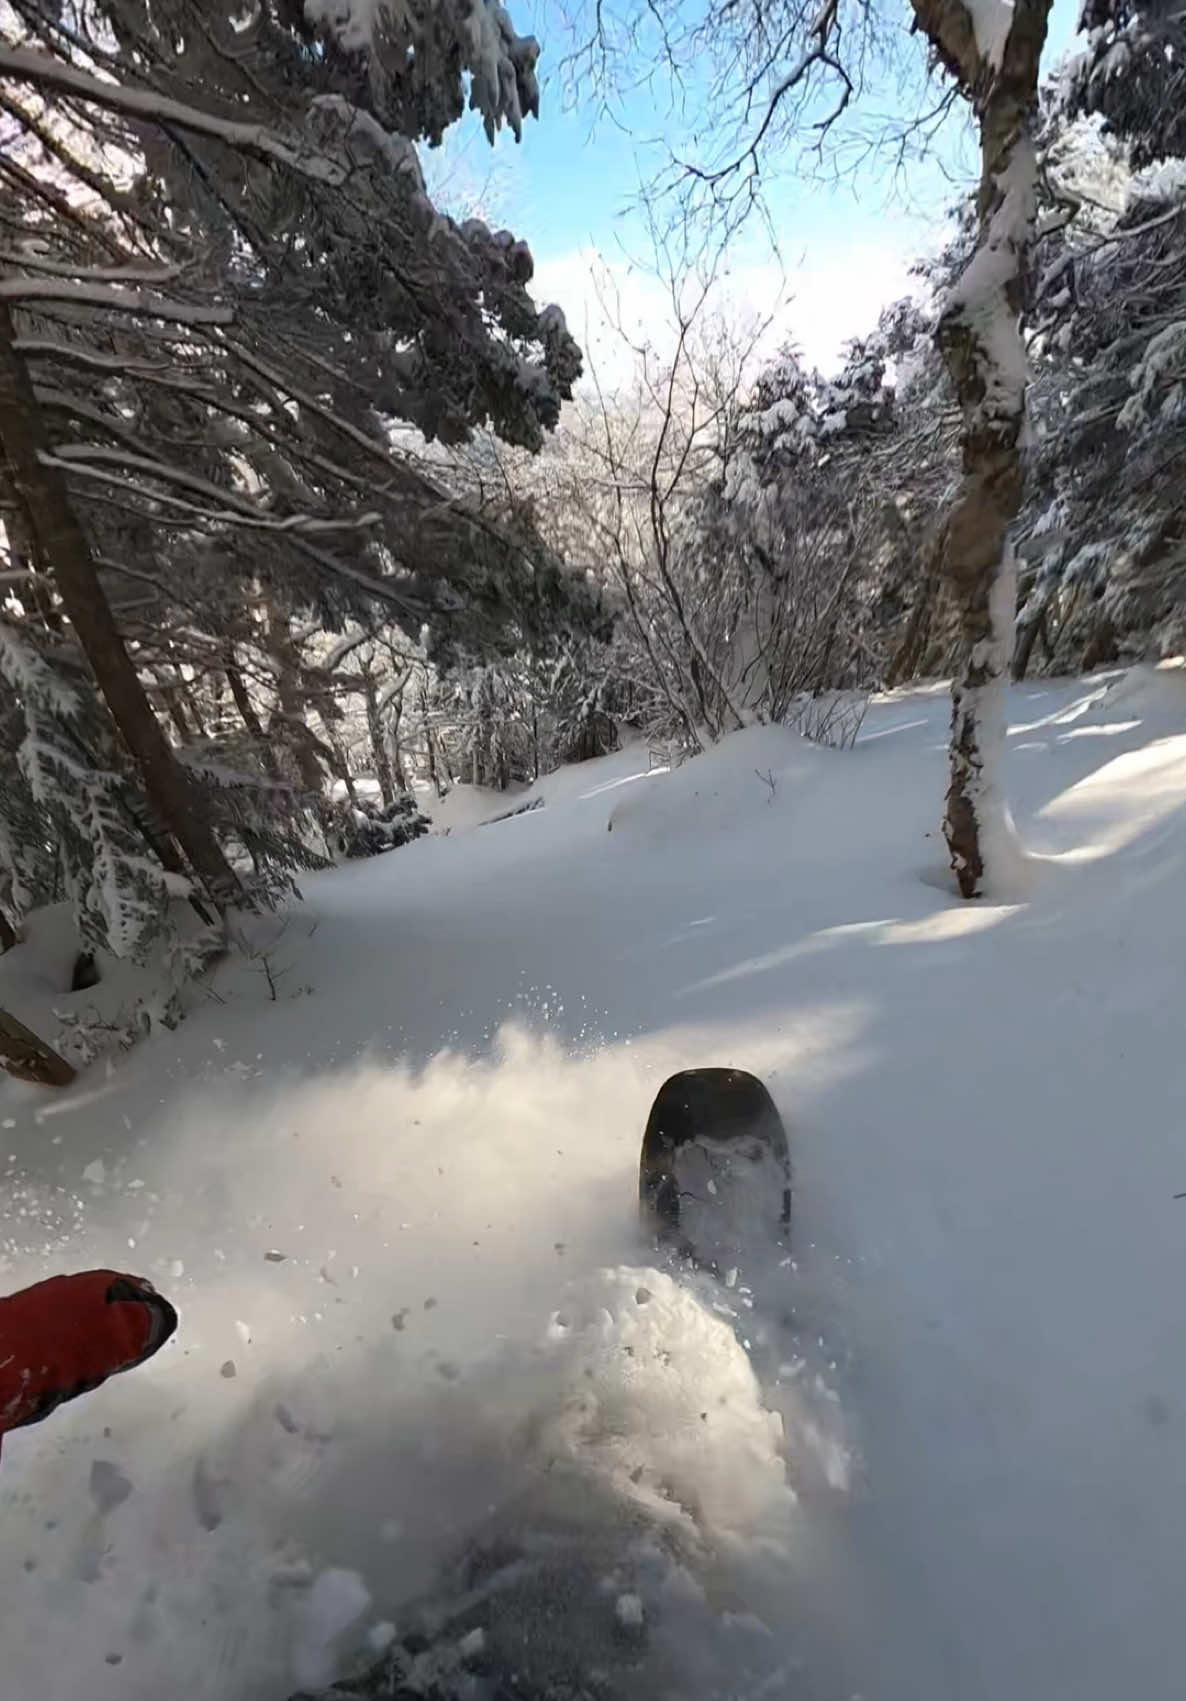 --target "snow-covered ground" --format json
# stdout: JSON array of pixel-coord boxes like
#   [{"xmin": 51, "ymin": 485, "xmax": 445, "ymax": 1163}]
[{"xmin": 3, "ymin": 665, "xmax": 1186, "ymax": 1700}]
